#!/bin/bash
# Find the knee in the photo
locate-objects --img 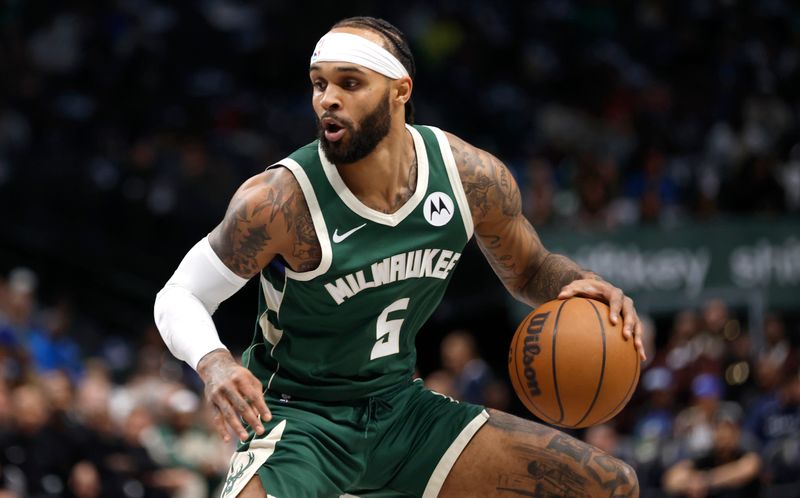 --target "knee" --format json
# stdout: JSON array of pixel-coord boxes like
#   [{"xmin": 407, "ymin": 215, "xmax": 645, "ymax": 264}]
[{"xmin": 615, "ymin": 460, "xmax": 639, "ymax": 498}]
